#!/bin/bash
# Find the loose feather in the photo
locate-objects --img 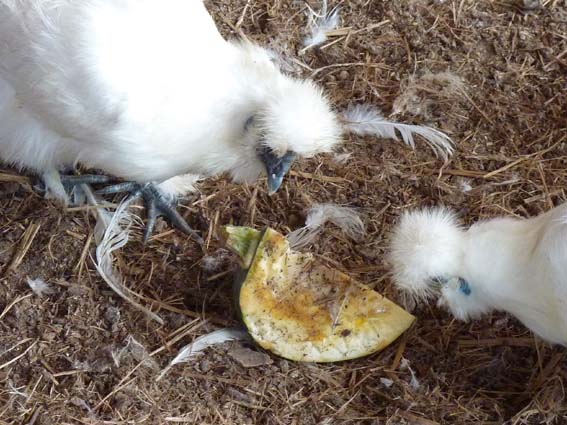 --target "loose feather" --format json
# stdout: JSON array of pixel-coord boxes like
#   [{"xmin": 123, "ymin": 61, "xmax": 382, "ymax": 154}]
[
  {"xmin": 201, "ymin": 249, "xmax": 230, "ymax": 273},
  {"xmin": 81, "ymin": 184, "xmax": 113, "ymax": 243},
  {"xmin": 26, "ymin": 277, "xmax": 56, "ymax": 296},
  {"xmin": 94, "ymin": 199, "xmax": 163, "ymax": 324},
  {"xmin": 332, "ymin": 152, "xmax": 353, "ymax": 164},
  {"xmin": 342, "ymin": 104, "xmax": 454, "ymax": 159},
  {"xmin": 122, "ymin": 335, "xmax": 159, "ymax": 370},
  {"xmin": 157, "ymin": 328, "xmax": 249, "ymax": 381},
  {"xmin": 288, "ymin": 203, "xmax": 365, "ymax": 250},
  {"xmin": 301, "ymin": 0, "xmax": 341, "ymax": 53},
  {"xmin": 82, "ymin": 185, "xmax": 164, "ymax": 324},
  {"xmin": 401, "ymin": 358, "xmax": 421, "ymax": 391}
]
